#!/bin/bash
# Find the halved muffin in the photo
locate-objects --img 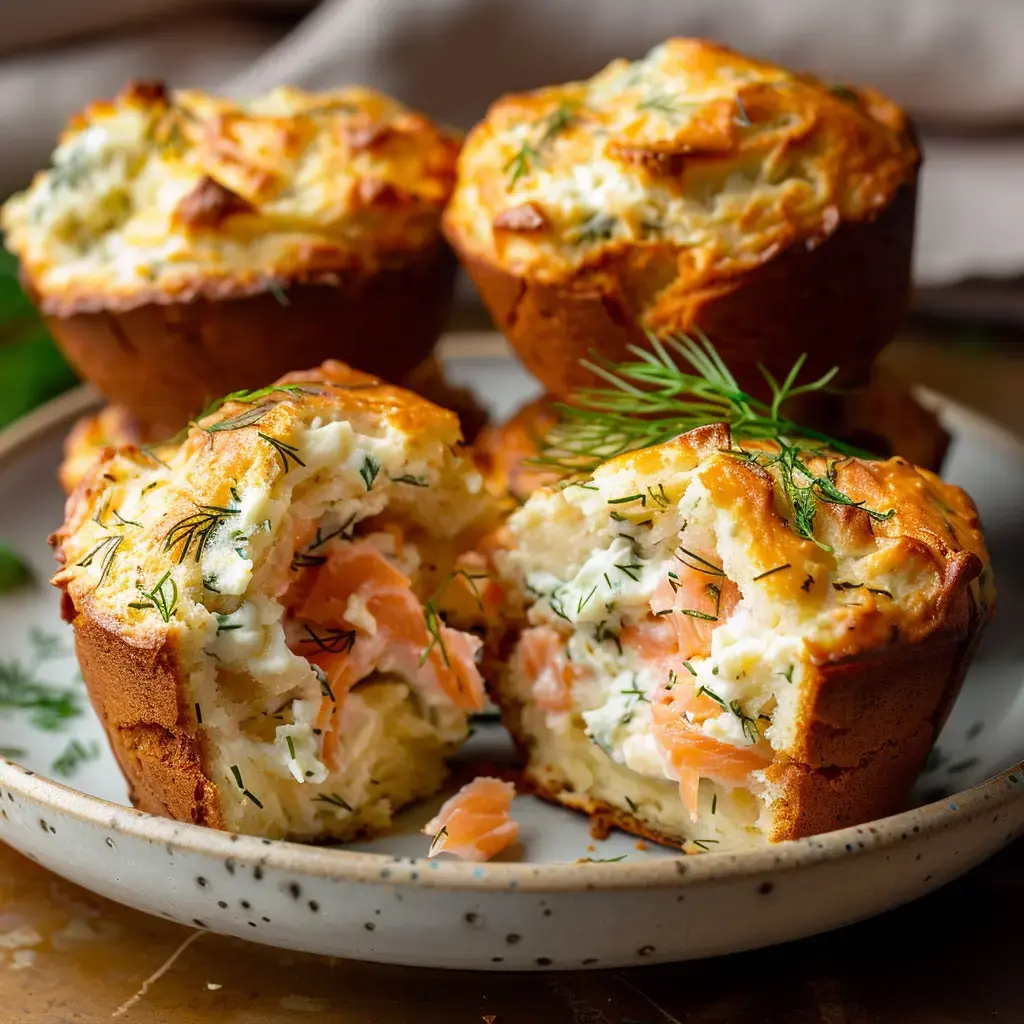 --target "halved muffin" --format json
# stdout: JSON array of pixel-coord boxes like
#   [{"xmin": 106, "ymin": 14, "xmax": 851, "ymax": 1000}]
[
  {"xmin": 3, "ymin": 81, "xmax": 461, "ymax": 439},
  {"xmin": 444, "ymin": 38, "xmax": 919, "ymax": 398},
  {"xmin": 50, "ymin": 362, "xmax": 502, "ymax": 841},
  {"xmin": 487, "ymin": 424, "xmax": 992, "ymax": 848},
  {"xmin": 475, "ymin": 374, "xmax": 950, "ymax": 504}
]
